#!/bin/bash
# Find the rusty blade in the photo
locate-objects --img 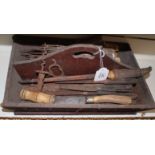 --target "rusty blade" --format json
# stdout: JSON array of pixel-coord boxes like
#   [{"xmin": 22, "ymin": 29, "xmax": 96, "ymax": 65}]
[
  {"xmin": 19, "ymin": 74, "xmax": 137, "ymax": 85},
  {"xmin": 25, "ymin": 86, "xmax": 137, "ymax": 99},
  {"xmin": 112, "ymin": 67, "xmax": 152, "ymax": 79},
  {"xmin": 43, "ymin": 83, "xmax": 133, "ymax": 92},
  {"xmin": 43, "ymin": 90, "xmax": 137, "ymax": 99},
  {"xmin": 58, "ymin": 84, "xmax": 133, "ymax": 92},
  {"xmin": 55, "ymin": 79, "xmax": 137, "ymax": 85},
  {"xmin": 19, "ymin": 74, "xmax": 94, "ymax": 84}
]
